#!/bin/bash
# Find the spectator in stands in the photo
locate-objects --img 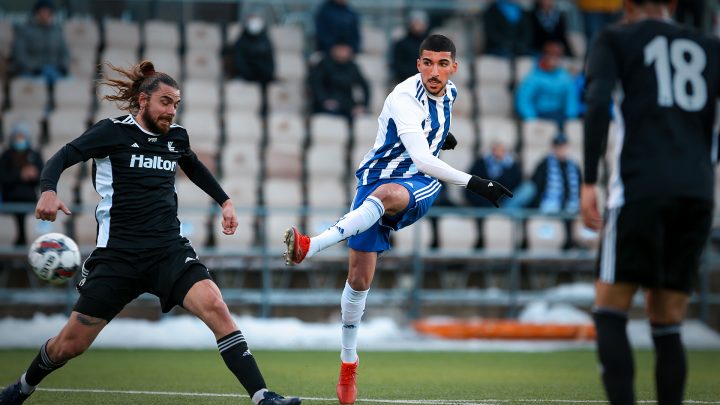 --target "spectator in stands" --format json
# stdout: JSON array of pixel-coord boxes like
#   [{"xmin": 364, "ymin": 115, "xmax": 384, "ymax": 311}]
[
  {"xmin": 576, "ymin": 0, "xmax": 622, "ymax": 45},
  {"xmin": 530, "ymin": 0, "xmax": 574, "ymax": 57},
  {"xmin": 0, "ymin": 123, "xmax": 43, "ymax": 247},
  {"xmin": 309, "ymin": 40, "xmax": 370, "ymax": 121},
  {"xmin": 314, "ymin": 0, "xmax": 361, "ymax": 54},
  {"xmin": 482, "ymin": 0, "xmax": 532, "ymax": 57},
  {"xmin": 11, "ymin": 0, "xmax": 69, "ymax": 86},
  {"xmin": 465, "ymin": 141, "xmax": 521, "ymax": 248},
  {"xmin": 231, "ymin": 10, "xmax": 275, "ymax": 116},
  {"xmin": 391, "ymin": 10, "xmax": 429, "ymax": 85},
  {"xmin": 516, "ymin": 40, "xmax": 578, "ymax": 129},
  {"xmin": 527, "ymin": 133, "xmax": 581, "ymax": 250}
]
